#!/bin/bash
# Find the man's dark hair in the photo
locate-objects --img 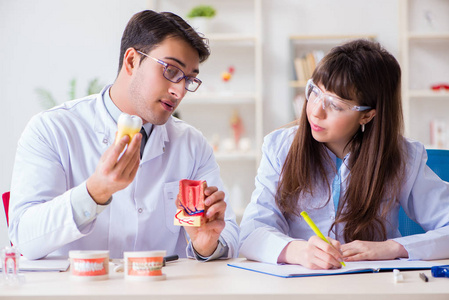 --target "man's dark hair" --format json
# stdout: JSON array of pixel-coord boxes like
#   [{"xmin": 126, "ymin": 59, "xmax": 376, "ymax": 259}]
[{"xmin": 118, "ymin": 10, "xmax": 210, "ymax": 73}]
